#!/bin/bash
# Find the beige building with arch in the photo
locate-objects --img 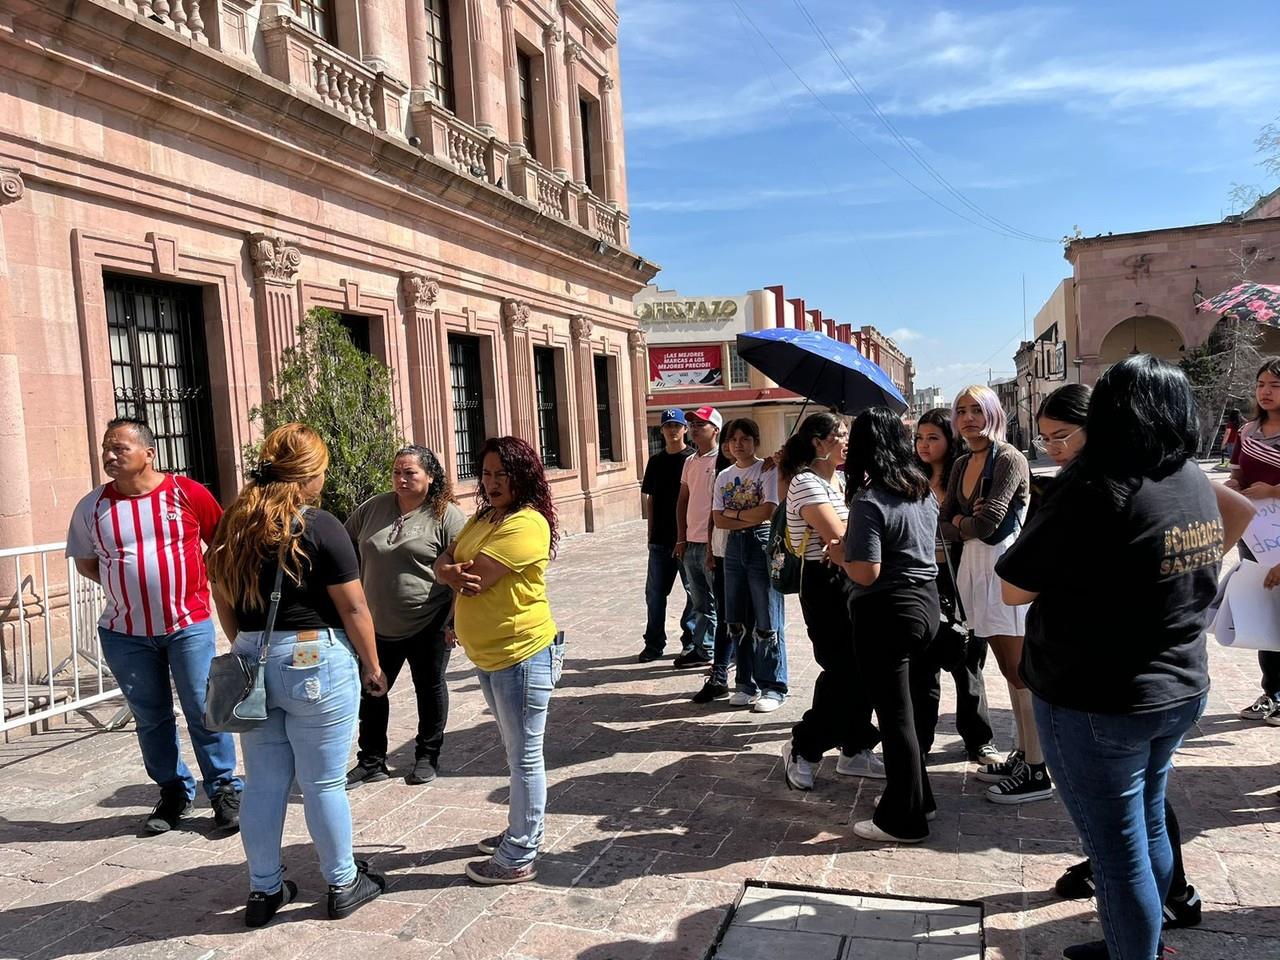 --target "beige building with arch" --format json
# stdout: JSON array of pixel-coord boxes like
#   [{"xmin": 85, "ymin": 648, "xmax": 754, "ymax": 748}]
[{"xmin": 0, "ymin": 0, "xmax": 658, "ymax": 549}]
